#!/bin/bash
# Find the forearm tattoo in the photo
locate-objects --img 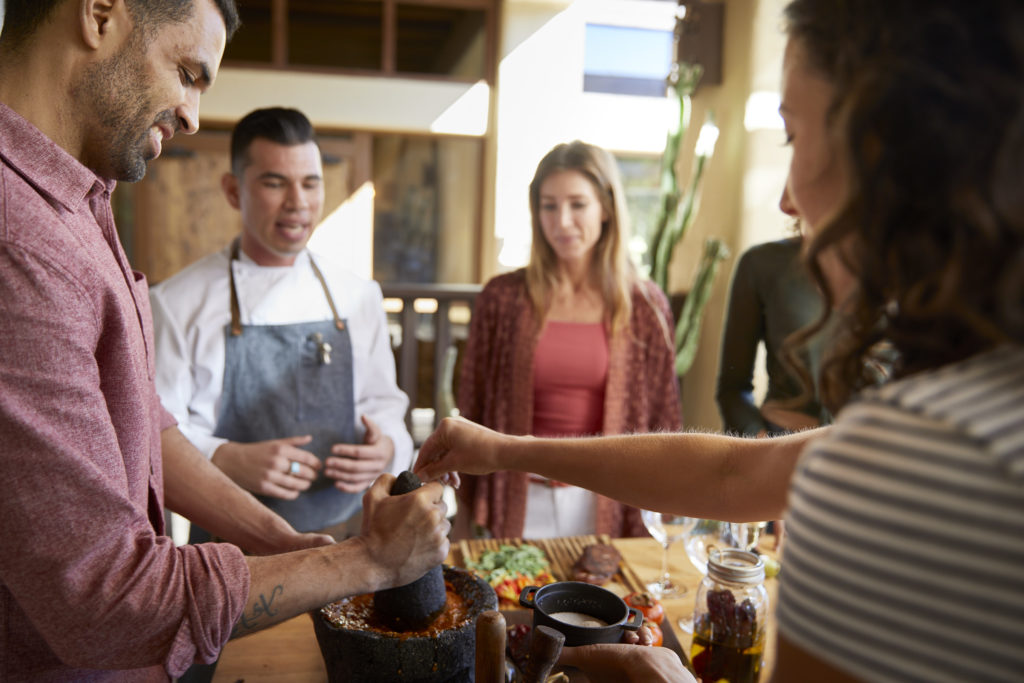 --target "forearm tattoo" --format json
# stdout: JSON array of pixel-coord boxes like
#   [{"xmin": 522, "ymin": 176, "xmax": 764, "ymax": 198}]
[{"xmin": 232, "ymin": 584, "xmax": 284, "ymax": 637}]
